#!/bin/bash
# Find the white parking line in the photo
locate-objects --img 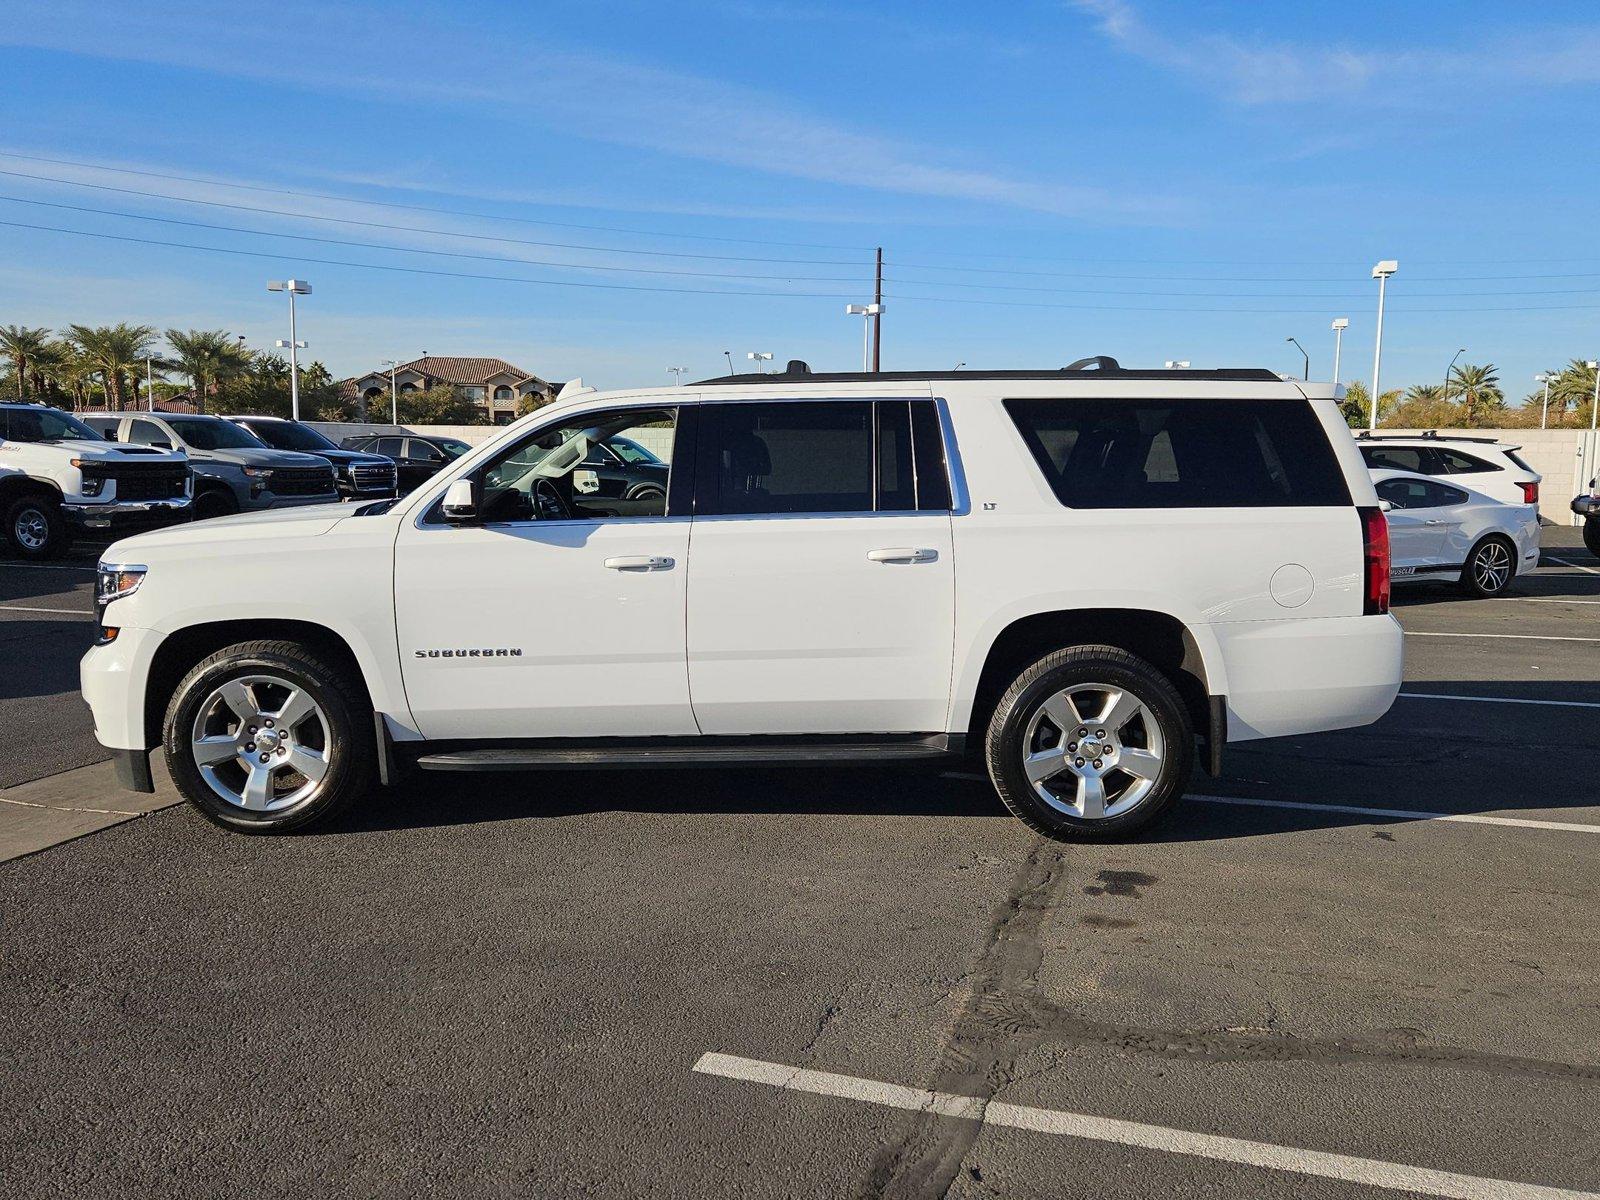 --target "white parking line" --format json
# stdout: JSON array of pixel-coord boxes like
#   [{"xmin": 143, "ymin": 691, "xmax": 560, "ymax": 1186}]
[
  {"xmin": 1546, "ymin": 555, "xmax": 1599, "ymax": 576},
  {"xmin": 0, "ymin": 561, "xmax": 97, "ymax": 570},
  {"xmin": 1406, "ymin": 631, "xmax": 1600, "ymax": 644},
  {"xmin": 935, "ymin": 776, "xmax": 1600, "ymax": 833},
  {"xmin": 1509, "ymin": 597, "xmax": 1600, "ymax": 606},
  {"xmin": 692, "ymin": 1052, "xmax": 1599, "ymax": 1200},
  {"xmin": 0, "ymin": 603, "xmax": 93, "ymax": 616},
  {"xmin": 1399, "ymin": 691, "xmax": 1600, "ymax": 711},
  {"xmin": 1190, "ymin": 795, "xmax": 1600, "ymax": 835}
]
